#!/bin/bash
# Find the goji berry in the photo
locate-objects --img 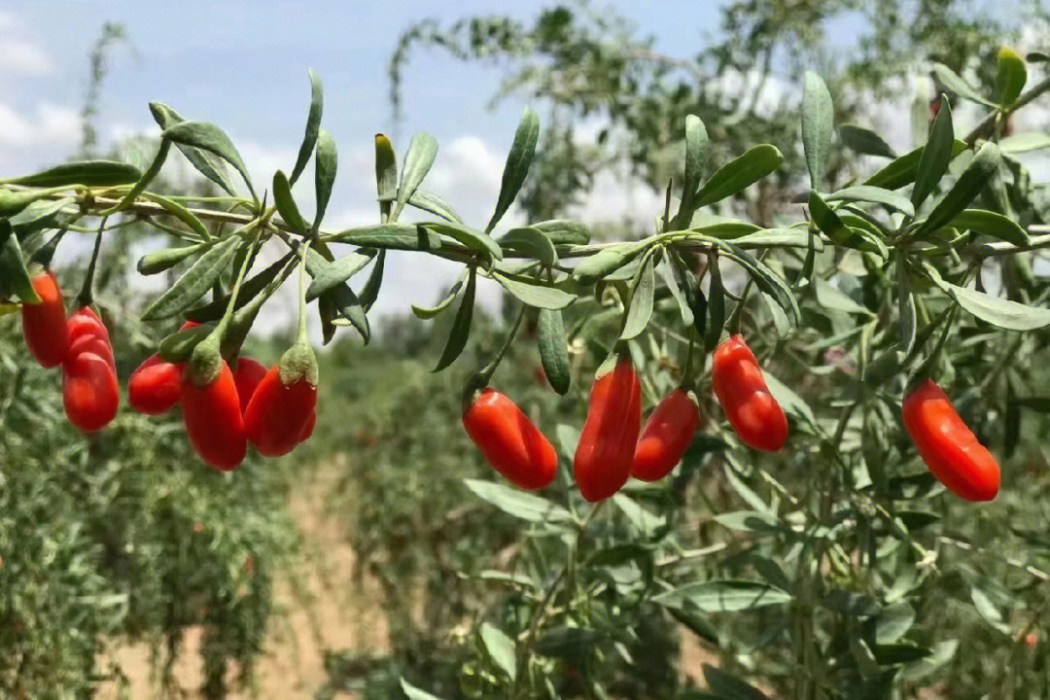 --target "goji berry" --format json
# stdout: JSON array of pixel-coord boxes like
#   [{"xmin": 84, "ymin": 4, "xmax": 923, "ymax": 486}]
[
  {"xmin": 180, "ymin": 361, "xmax": 247, "ymax": 470},
  {"xmin": 21, "ymin": 270, "xmax": 67, "ymax": 368},
  {"xmin": 63, "ymin": 352, "xmax": 119, "ymax": 432},
  {"xmin": 232, "ymin": 356, "xmax": 268, "ymax": 414},
  {"xmin": 574, "ymin": 356, "xmax": 641, "ymax": 502},
  {"xmin": 711, "ymin": 335, "xmax": 787, "ymax": 452},
  {"xmin": 243, "ymin": 366, "xmax": 317, "ymax": 457},
  {"xmin": 463, "ymin": 388, "xmax": 558, "ymax": 490},
  {"xmin": 632, "ymin": 388, "xmax": 702, "ymax": 481},
  {"xmin": 902, "ymin": 379, "xmax": 1000, "ymax": 502}
]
